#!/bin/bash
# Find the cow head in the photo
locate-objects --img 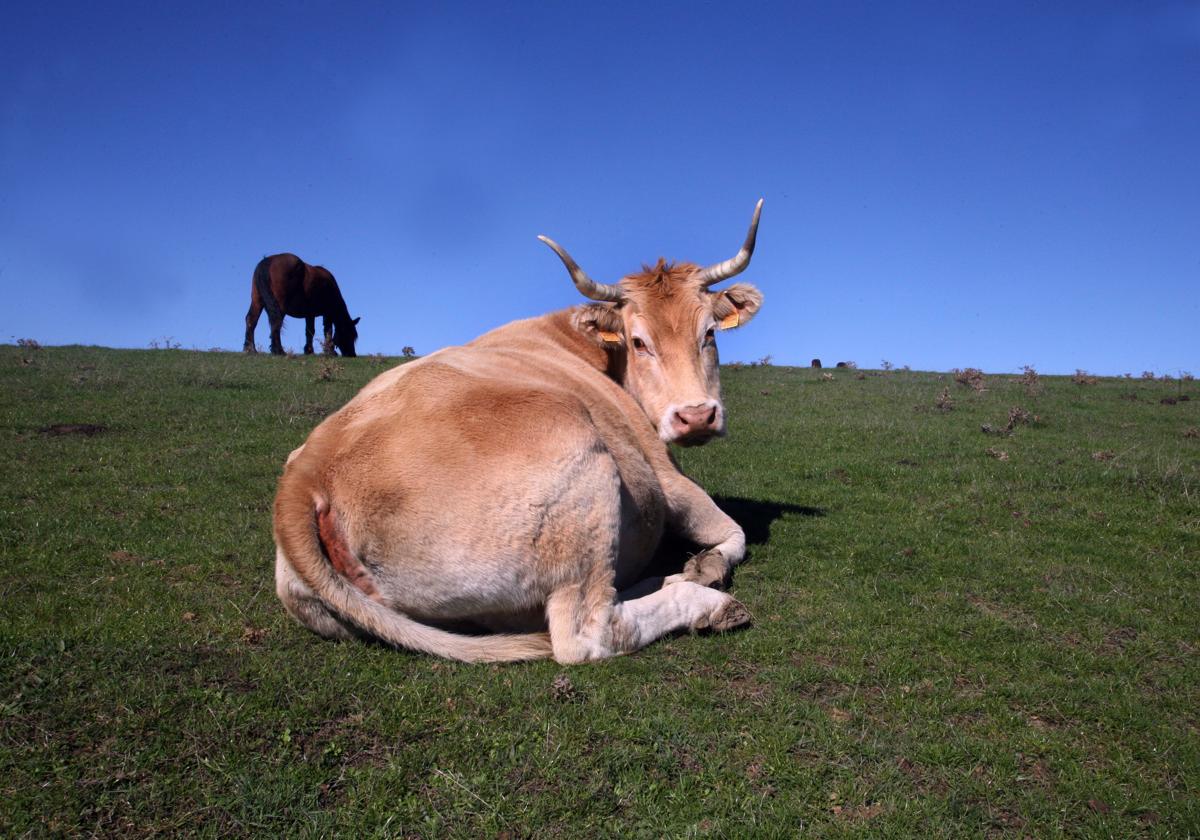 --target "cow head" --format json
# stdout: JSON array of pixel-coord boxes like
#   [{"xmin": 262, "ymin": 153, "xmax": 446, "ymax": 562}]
[
  {"xmin": 334, "ymin": 316, "xmax": 360, "ymax": 357},
  {"xmin": 541, "ymin": 200, "xmax": 764, "ymax": 446}
]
